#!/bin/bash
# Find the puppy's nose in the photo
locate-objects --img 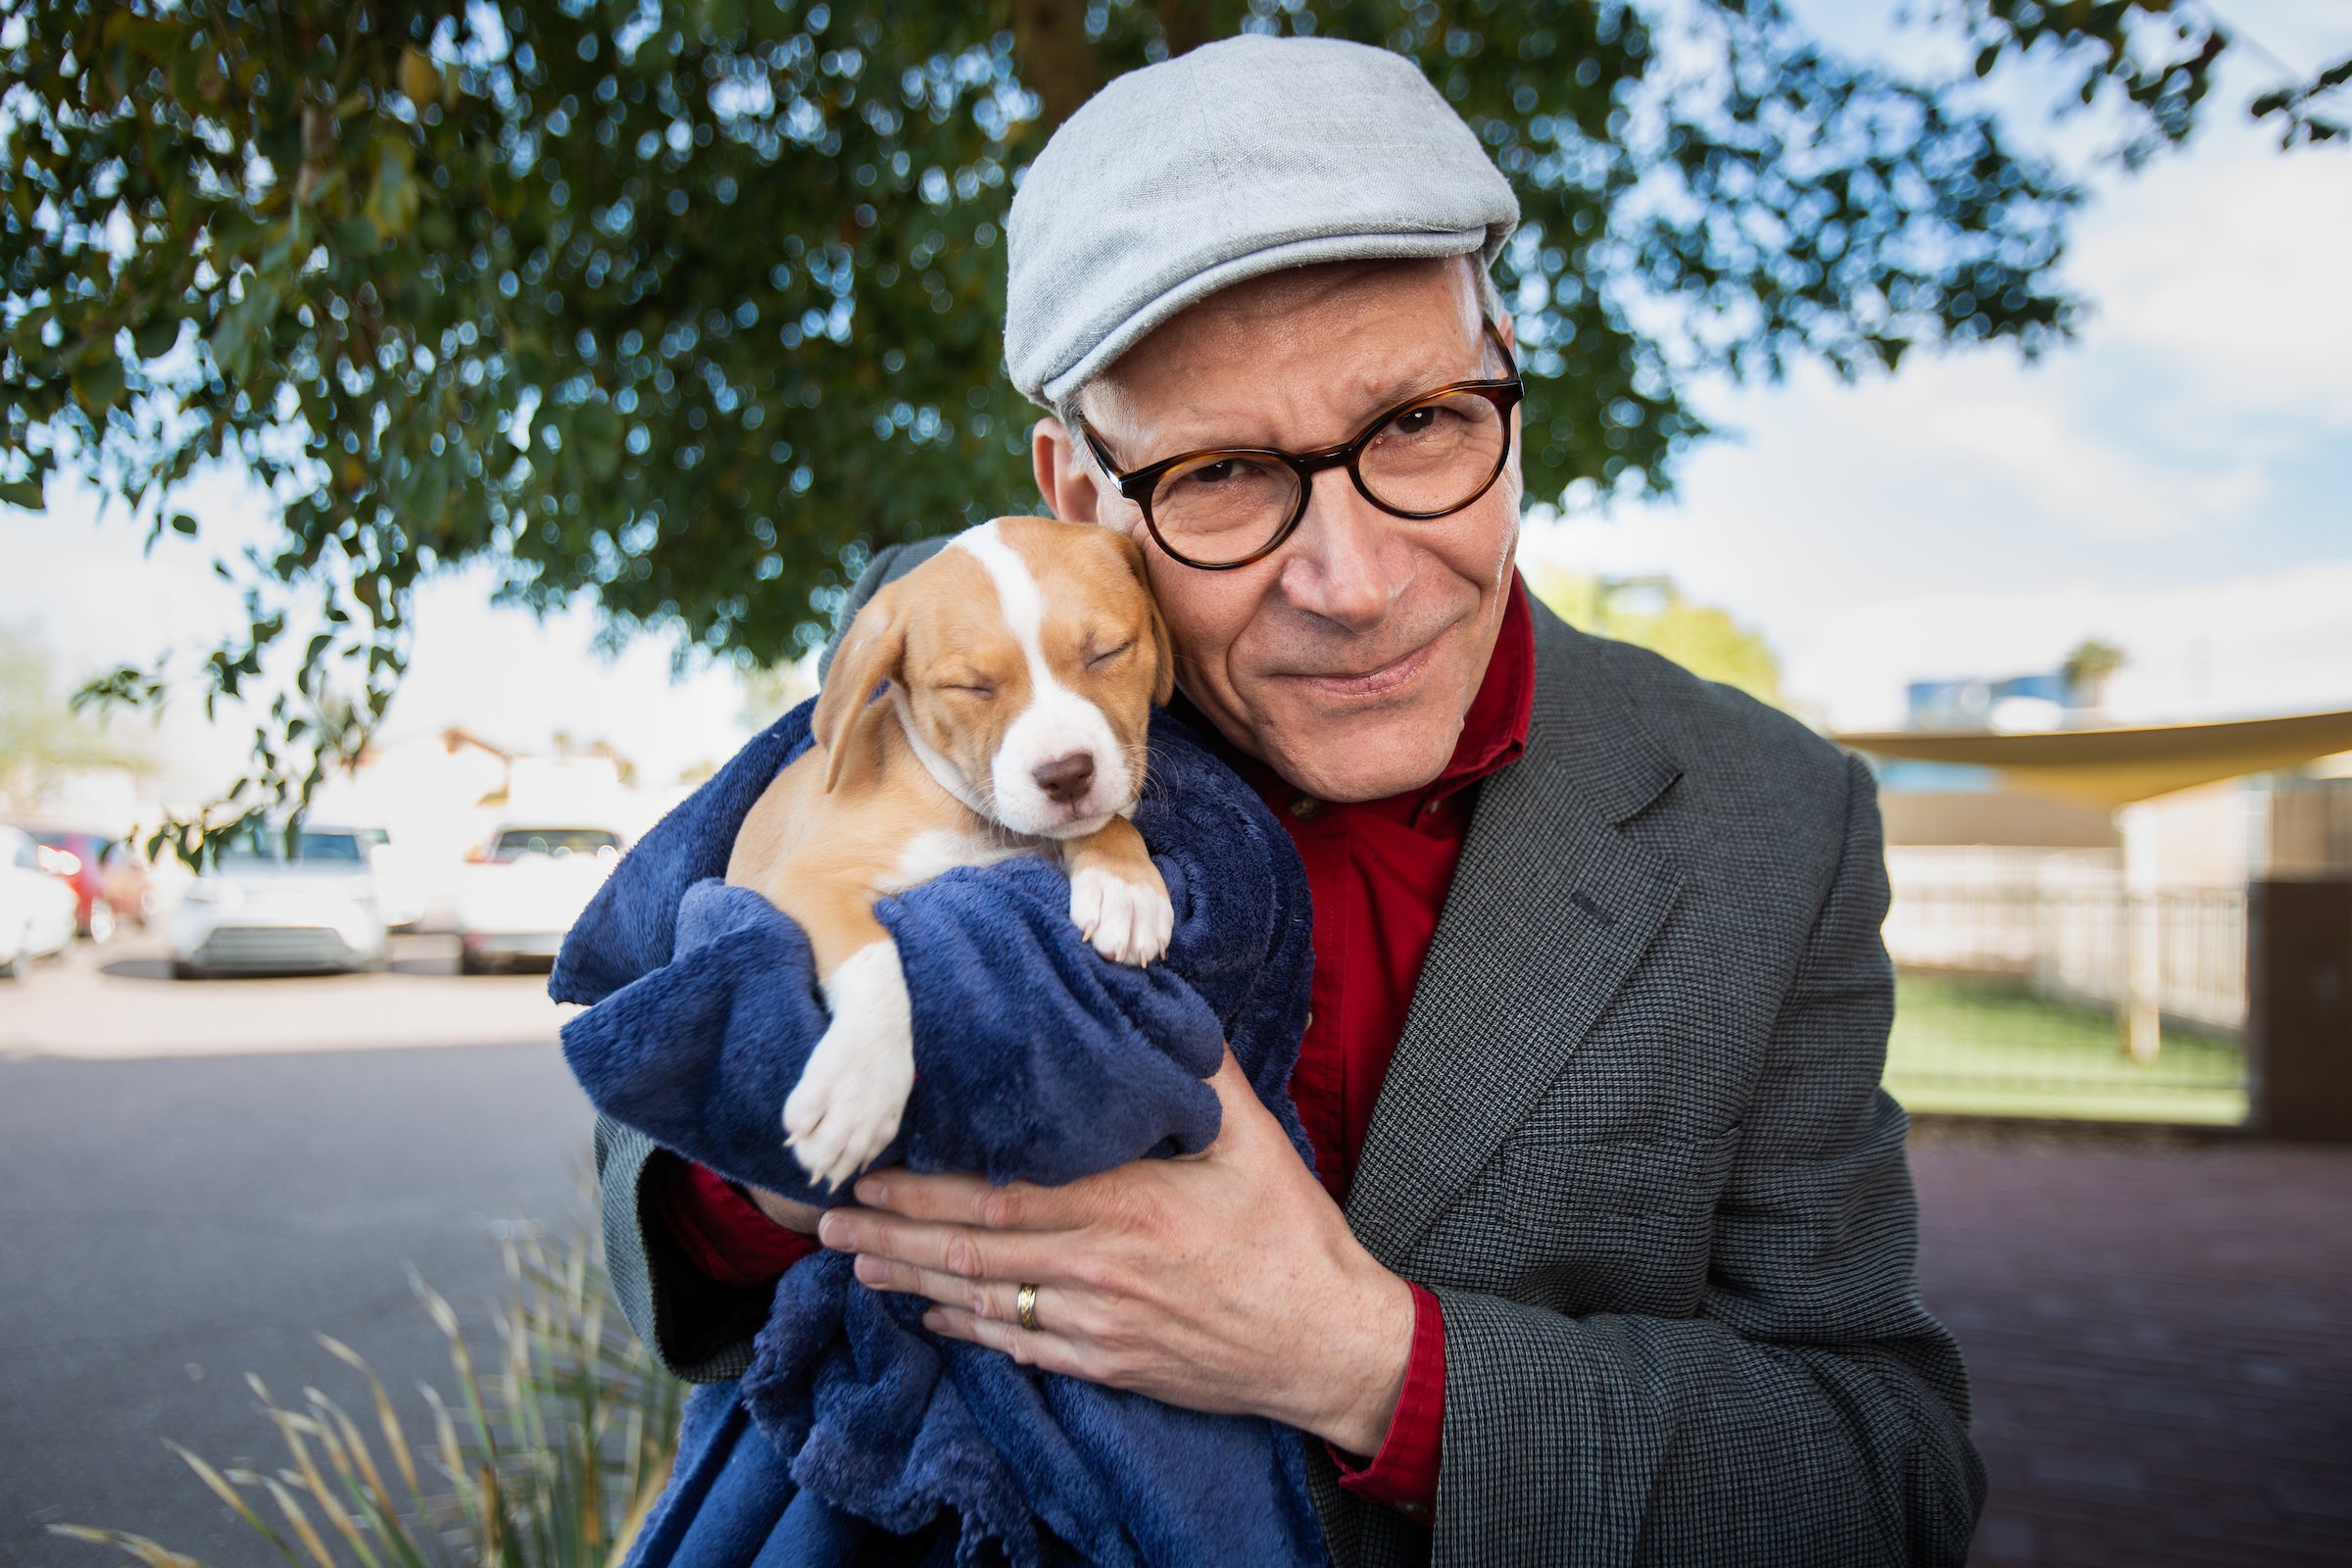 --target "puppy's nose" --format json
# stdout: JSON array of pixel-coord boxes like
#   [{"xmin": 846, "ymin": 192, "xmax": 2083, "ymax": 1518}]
[{"xmin": 1032, "ymin": 752, "xmax": 1097, "ymax": 806}]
